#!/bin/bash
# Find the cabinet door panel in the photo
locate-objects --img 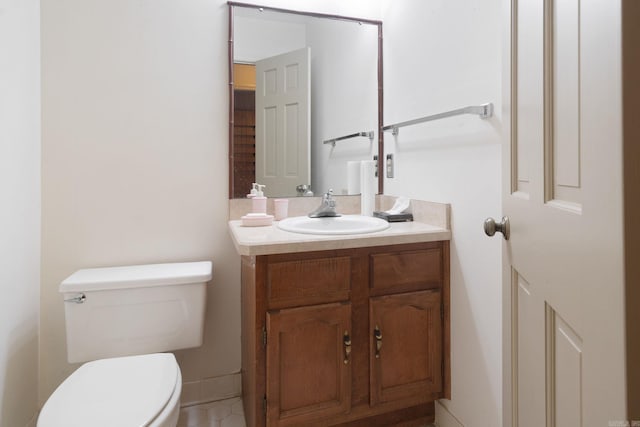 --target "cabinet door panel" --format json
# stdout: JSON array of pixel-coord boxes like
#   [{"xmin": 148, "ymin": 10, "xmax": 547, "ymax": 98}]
[
  {"xmin": 370, "ymin": 290, "xmax": 442, "ymax": 406},
  {"xmin": 266, "ymin": 303, "xmax": 351, "ymax": 427}
]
